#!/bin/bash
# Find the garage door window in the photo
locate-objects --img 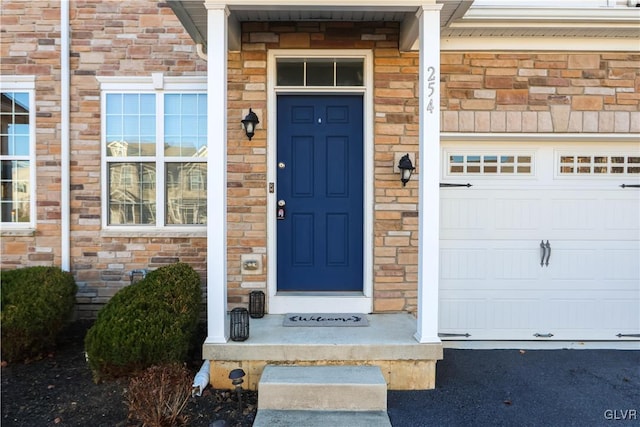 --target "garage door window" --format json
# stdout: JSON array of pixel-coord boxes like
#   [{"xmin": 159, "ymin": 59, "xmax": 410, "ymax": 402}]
[
  {"xmin": 559, "ymin": 155, "xmax": 640, "ymax": 175},
  {"xmin": 448, "ymin": 154, "xmax": 533, "ymax": 175}
]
